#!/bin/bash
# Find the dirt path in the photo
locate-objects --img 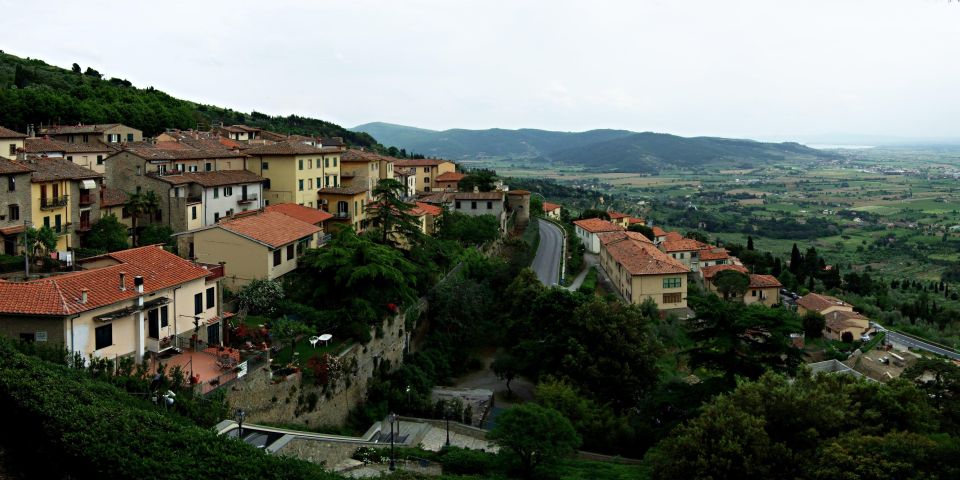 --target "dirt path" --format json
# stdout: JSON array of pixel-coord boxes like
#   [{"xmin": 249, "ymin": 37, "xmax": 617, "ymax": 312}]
[{"xmin": 449, "ymin": 347, "xmax": 535, "ymax": 428}]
